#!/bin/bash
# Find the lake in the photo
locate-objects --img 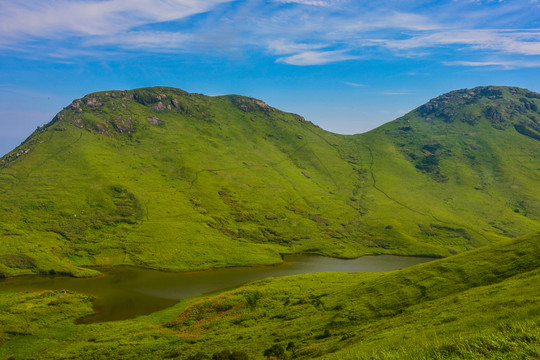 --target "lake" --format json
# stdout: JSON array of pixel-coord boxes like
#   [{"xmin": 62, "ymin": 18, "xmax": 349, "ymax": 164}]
[{"xmin": 0, "ymin": 254, "xmax": 435, "ymax": 323}]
